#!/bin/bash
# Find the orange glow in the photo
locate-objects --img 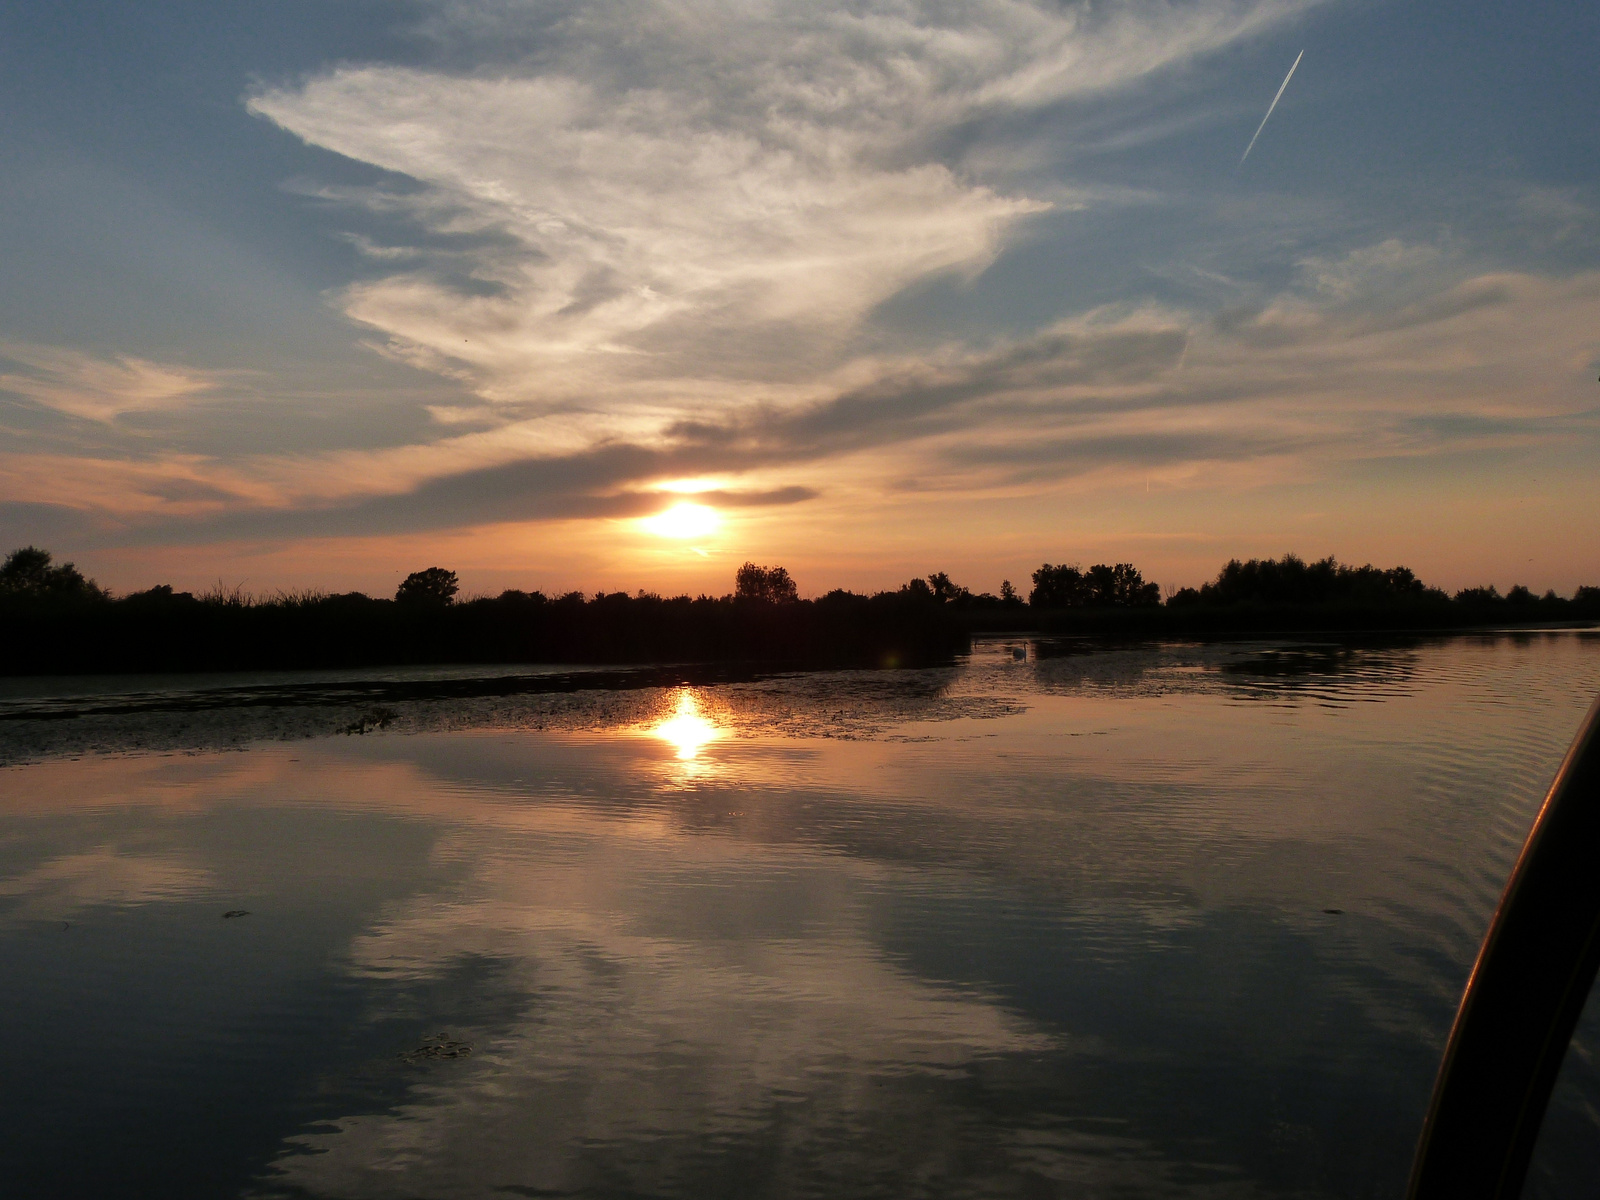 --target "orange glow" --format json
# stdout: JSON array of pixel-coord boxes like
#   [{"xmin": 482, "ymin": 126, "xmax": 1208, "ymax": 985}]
[{"xmin": 655, "ymin": 477, "xmax": 725, "ymax": 494}]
